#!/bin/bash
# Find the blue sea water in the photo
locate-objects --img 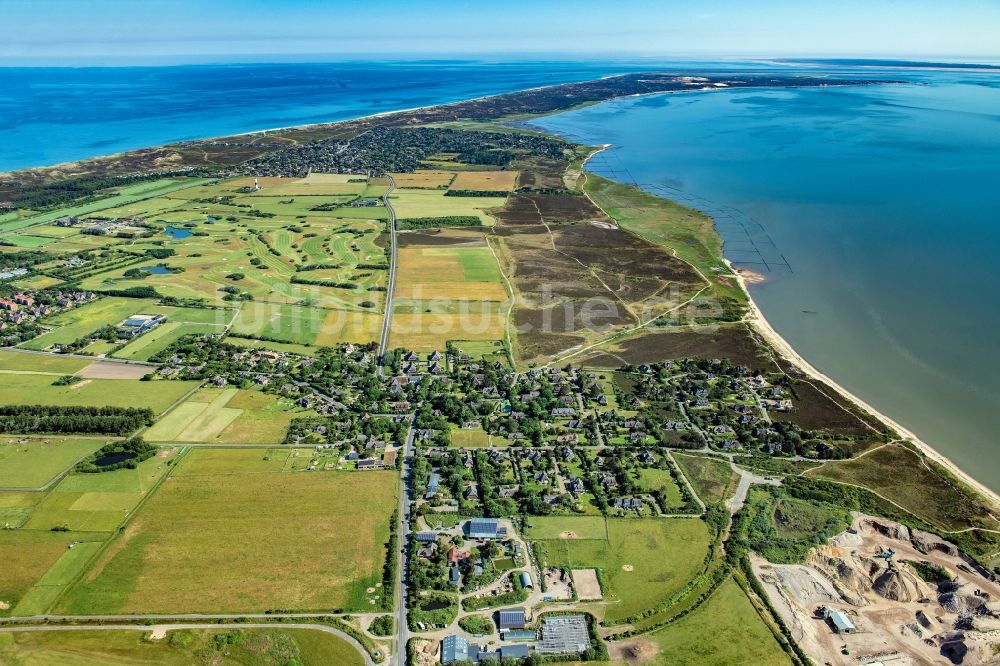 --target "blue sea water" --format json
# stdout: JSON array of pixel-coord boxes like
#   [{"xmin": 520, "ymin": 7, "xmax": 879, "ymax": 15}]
[
  {"xmin": 3, "ymin": 59, "xmax": 998, "ymax": 491},
  {"xmin": 533, "ymin": 71, "xmax": 1000, "ymax": 491},
  {"xmin": 0, "ymin": 60, "xmax": 656, "ymax": 173}
]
